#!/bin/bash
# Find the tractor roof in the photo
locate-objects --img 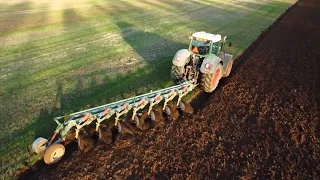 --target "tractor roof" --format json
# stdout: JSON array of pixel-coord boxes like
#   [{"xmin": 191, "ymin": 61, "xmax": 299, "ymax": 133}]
[{"xmin": 191, "ymin": 31, "xmax": 222, "ymax": 43}]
